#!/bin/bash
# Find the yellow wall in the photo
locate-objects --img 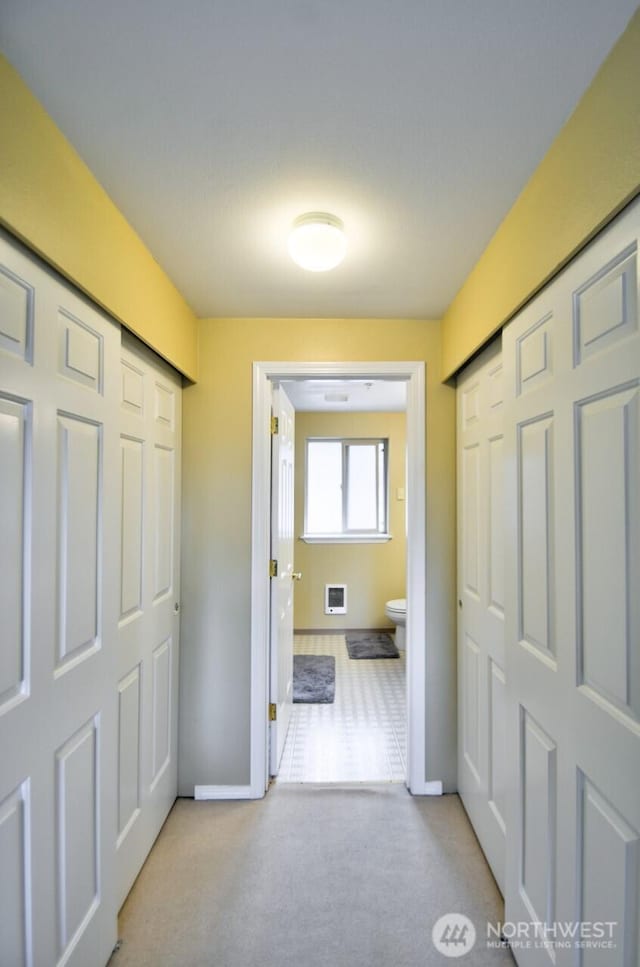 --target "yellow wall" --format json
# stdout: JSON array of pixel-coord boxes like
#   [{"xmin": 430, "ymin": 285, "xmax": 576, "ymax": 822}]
[
  {"xmin": 293, "ymin": 411, "xmax": 406, "ymax": 630},
  {"xmin": 0, "ymin": 55, "xmax": 198, "ymax": 380},
  {"xmin": 178, "ymin": 318, "xmax": 457, "ymax": 790},
  {"xmin": 441, "ymin": 9, "xmax": 640, "ymax": 379},
  {"xmin": 5, "ymin": 3, "xmax": 639, "ymax": 388}
]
